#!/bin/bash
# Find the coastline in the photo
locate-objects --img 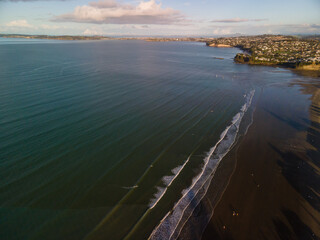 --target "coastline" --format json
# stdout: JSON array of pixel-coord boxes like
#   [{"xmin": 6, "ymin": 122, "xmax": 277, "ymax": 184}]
[
  {"xmin": 180, "ymin": 71, "xmax": 320, "ymax": 239},
  {"xmin": 207, "ymin": 43, "xmax": 232, "ymax": 48},
  {"xmin": 233, "ymin": 54, "xmax": 320, "ymax": 72},
  {"xmin": 0, "ymin": 35, "xmax": 210, "ymax": 43},
  {"xmin": 1, "ymin": 34, "xmax": 319, "ymax": 72},
  {"xmin": 148, "ymin": 91, "xmax": 255, "ymax": 240}
]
